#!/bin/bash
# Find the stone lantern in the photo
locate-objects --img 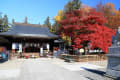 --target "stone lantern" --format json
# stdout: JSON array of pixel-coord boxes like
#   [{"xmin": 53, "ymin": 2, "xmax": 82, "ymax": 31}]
[{"xmin": 105, "ymin": 27, "xmax": 120, "ymax": 79}]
